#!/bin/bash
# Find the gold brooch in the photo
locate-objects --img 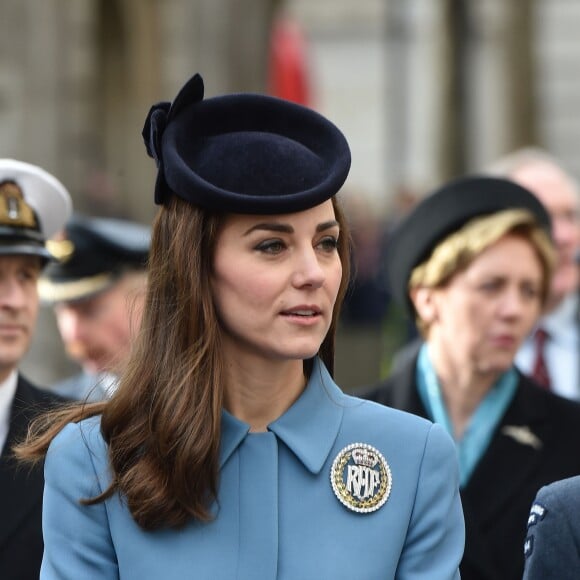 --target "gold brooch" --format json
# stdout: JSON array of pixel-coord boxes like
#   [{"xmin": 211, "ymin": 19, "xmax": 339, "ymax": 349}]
[{"xmin": 330, "ymin": 443, "xmax": 392, "ymax": 513}]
